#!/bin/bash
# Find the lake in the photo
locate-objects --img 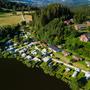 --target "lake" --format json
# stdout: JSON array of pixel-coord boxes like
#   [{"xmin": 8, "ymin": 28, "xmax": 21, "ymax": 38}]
[{"xmin": 0, "ymin": 58, "xmax": 71, "ymax": 90}]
